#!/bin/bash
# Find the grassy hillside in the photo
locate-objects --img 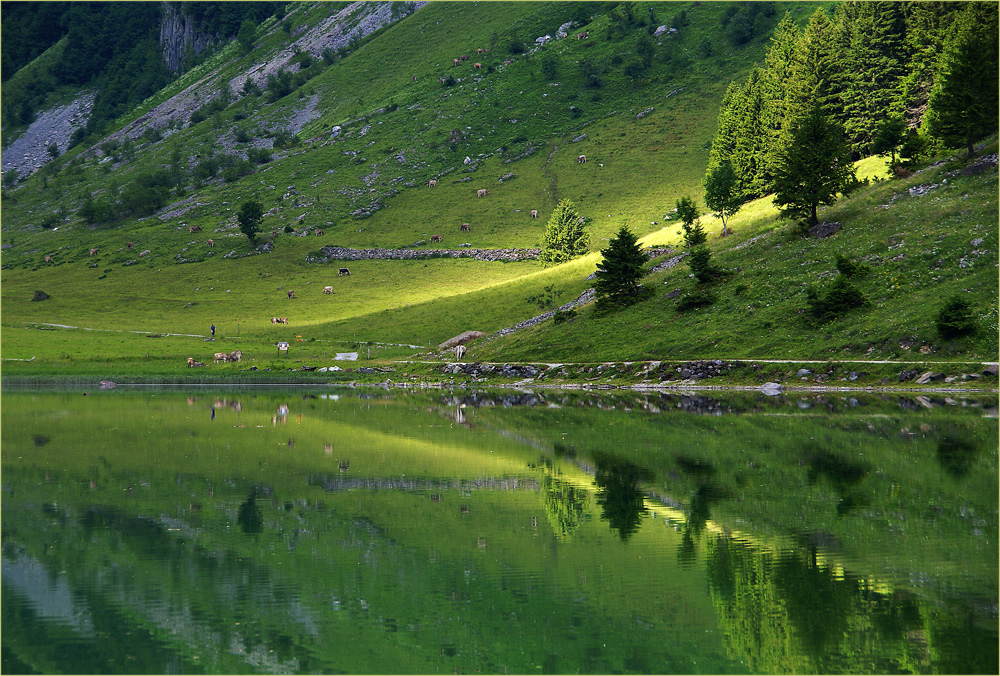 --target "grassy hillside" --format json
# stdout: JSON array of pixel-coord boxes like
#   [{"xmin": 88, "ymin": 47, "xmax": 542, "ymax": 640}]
[{"xmin": 1, "ymin": 2, "xmax": 996, "ymax": 380}]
